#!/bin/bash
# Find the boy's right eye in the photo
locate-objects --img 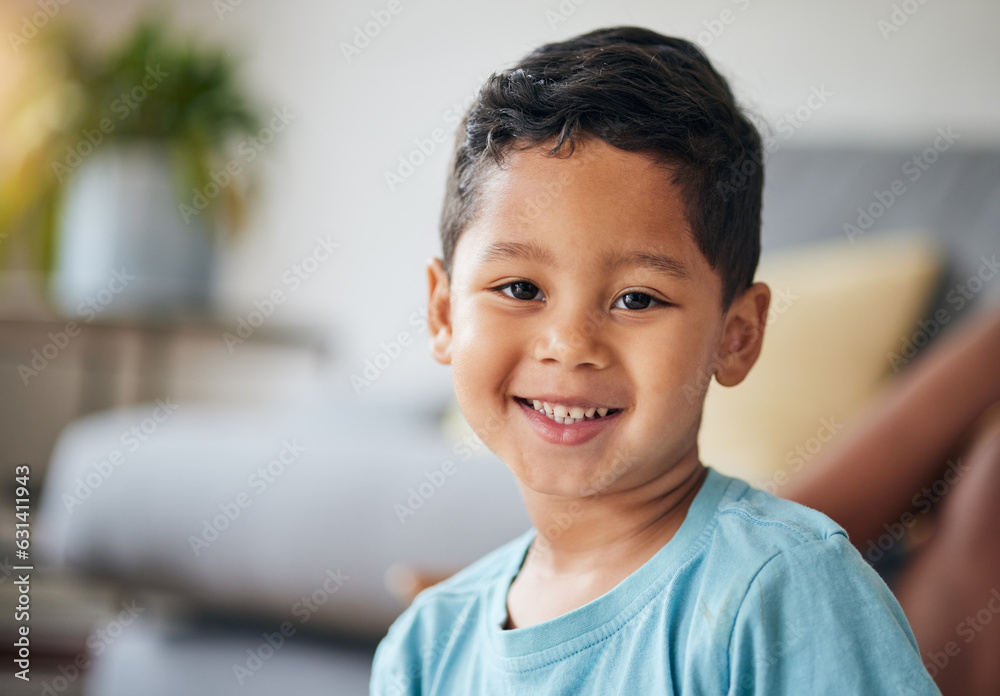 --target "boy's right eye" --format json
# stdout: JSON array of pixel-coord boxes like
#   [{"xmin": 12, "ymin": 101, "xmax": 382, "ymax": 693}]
[{"xmin": 497, "ymin": 281, "xmax": 544, "ymax": 302}]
